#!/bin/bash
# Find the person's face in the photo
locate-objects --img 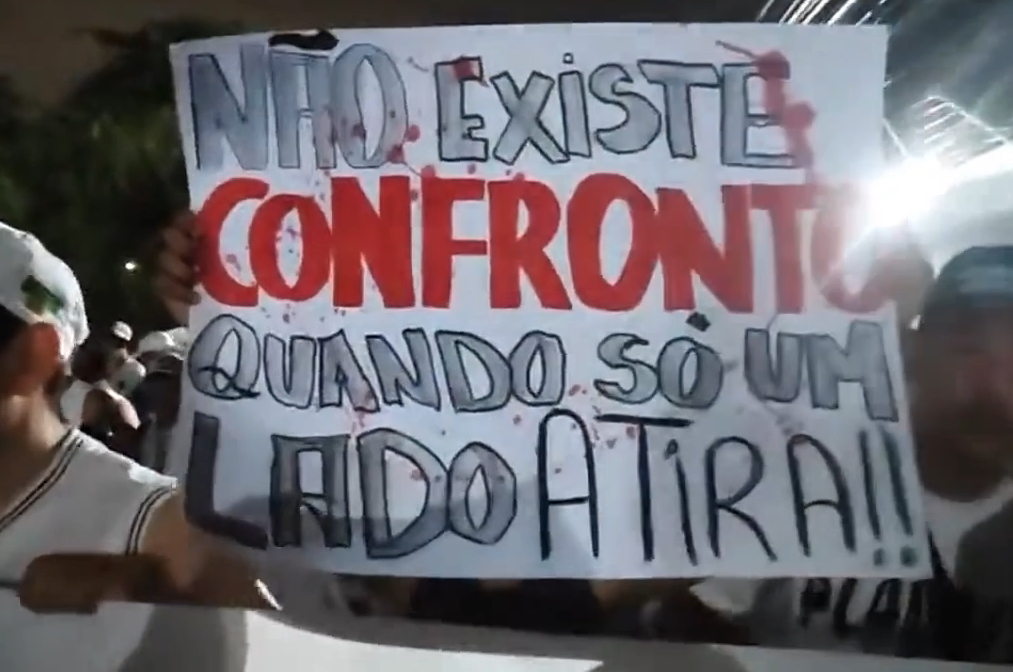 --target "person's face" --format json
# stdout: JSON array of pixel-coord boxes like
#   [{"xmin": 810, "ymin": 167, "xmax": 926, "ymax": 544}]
[
  {"xmin": 0, "ymin": 322, "xmax": 62, "ymax": 432},
  {"xmin": 102, "ymin": 336, "xmax": 129, "ymax": 360},
  {"xmin": 912, "ymin": 310, "xmax": 1013, "ymax": 471}
]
